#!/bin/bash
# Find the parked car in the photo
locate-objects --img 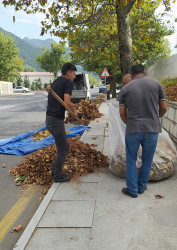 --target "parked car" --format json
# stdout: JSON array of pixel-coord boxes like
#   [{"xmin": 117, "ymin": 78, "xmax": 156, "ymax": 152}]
[
  {"xmin": 13, "ymin": 86, "xmax": 29, "ymax": 93},
  {"xmin": 116, "ymin": 83, "xmax": 123, "ymax": 90},
  {"xmin": 99, "ymin": 84, "xmax": 107, "ymax": 93}
]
